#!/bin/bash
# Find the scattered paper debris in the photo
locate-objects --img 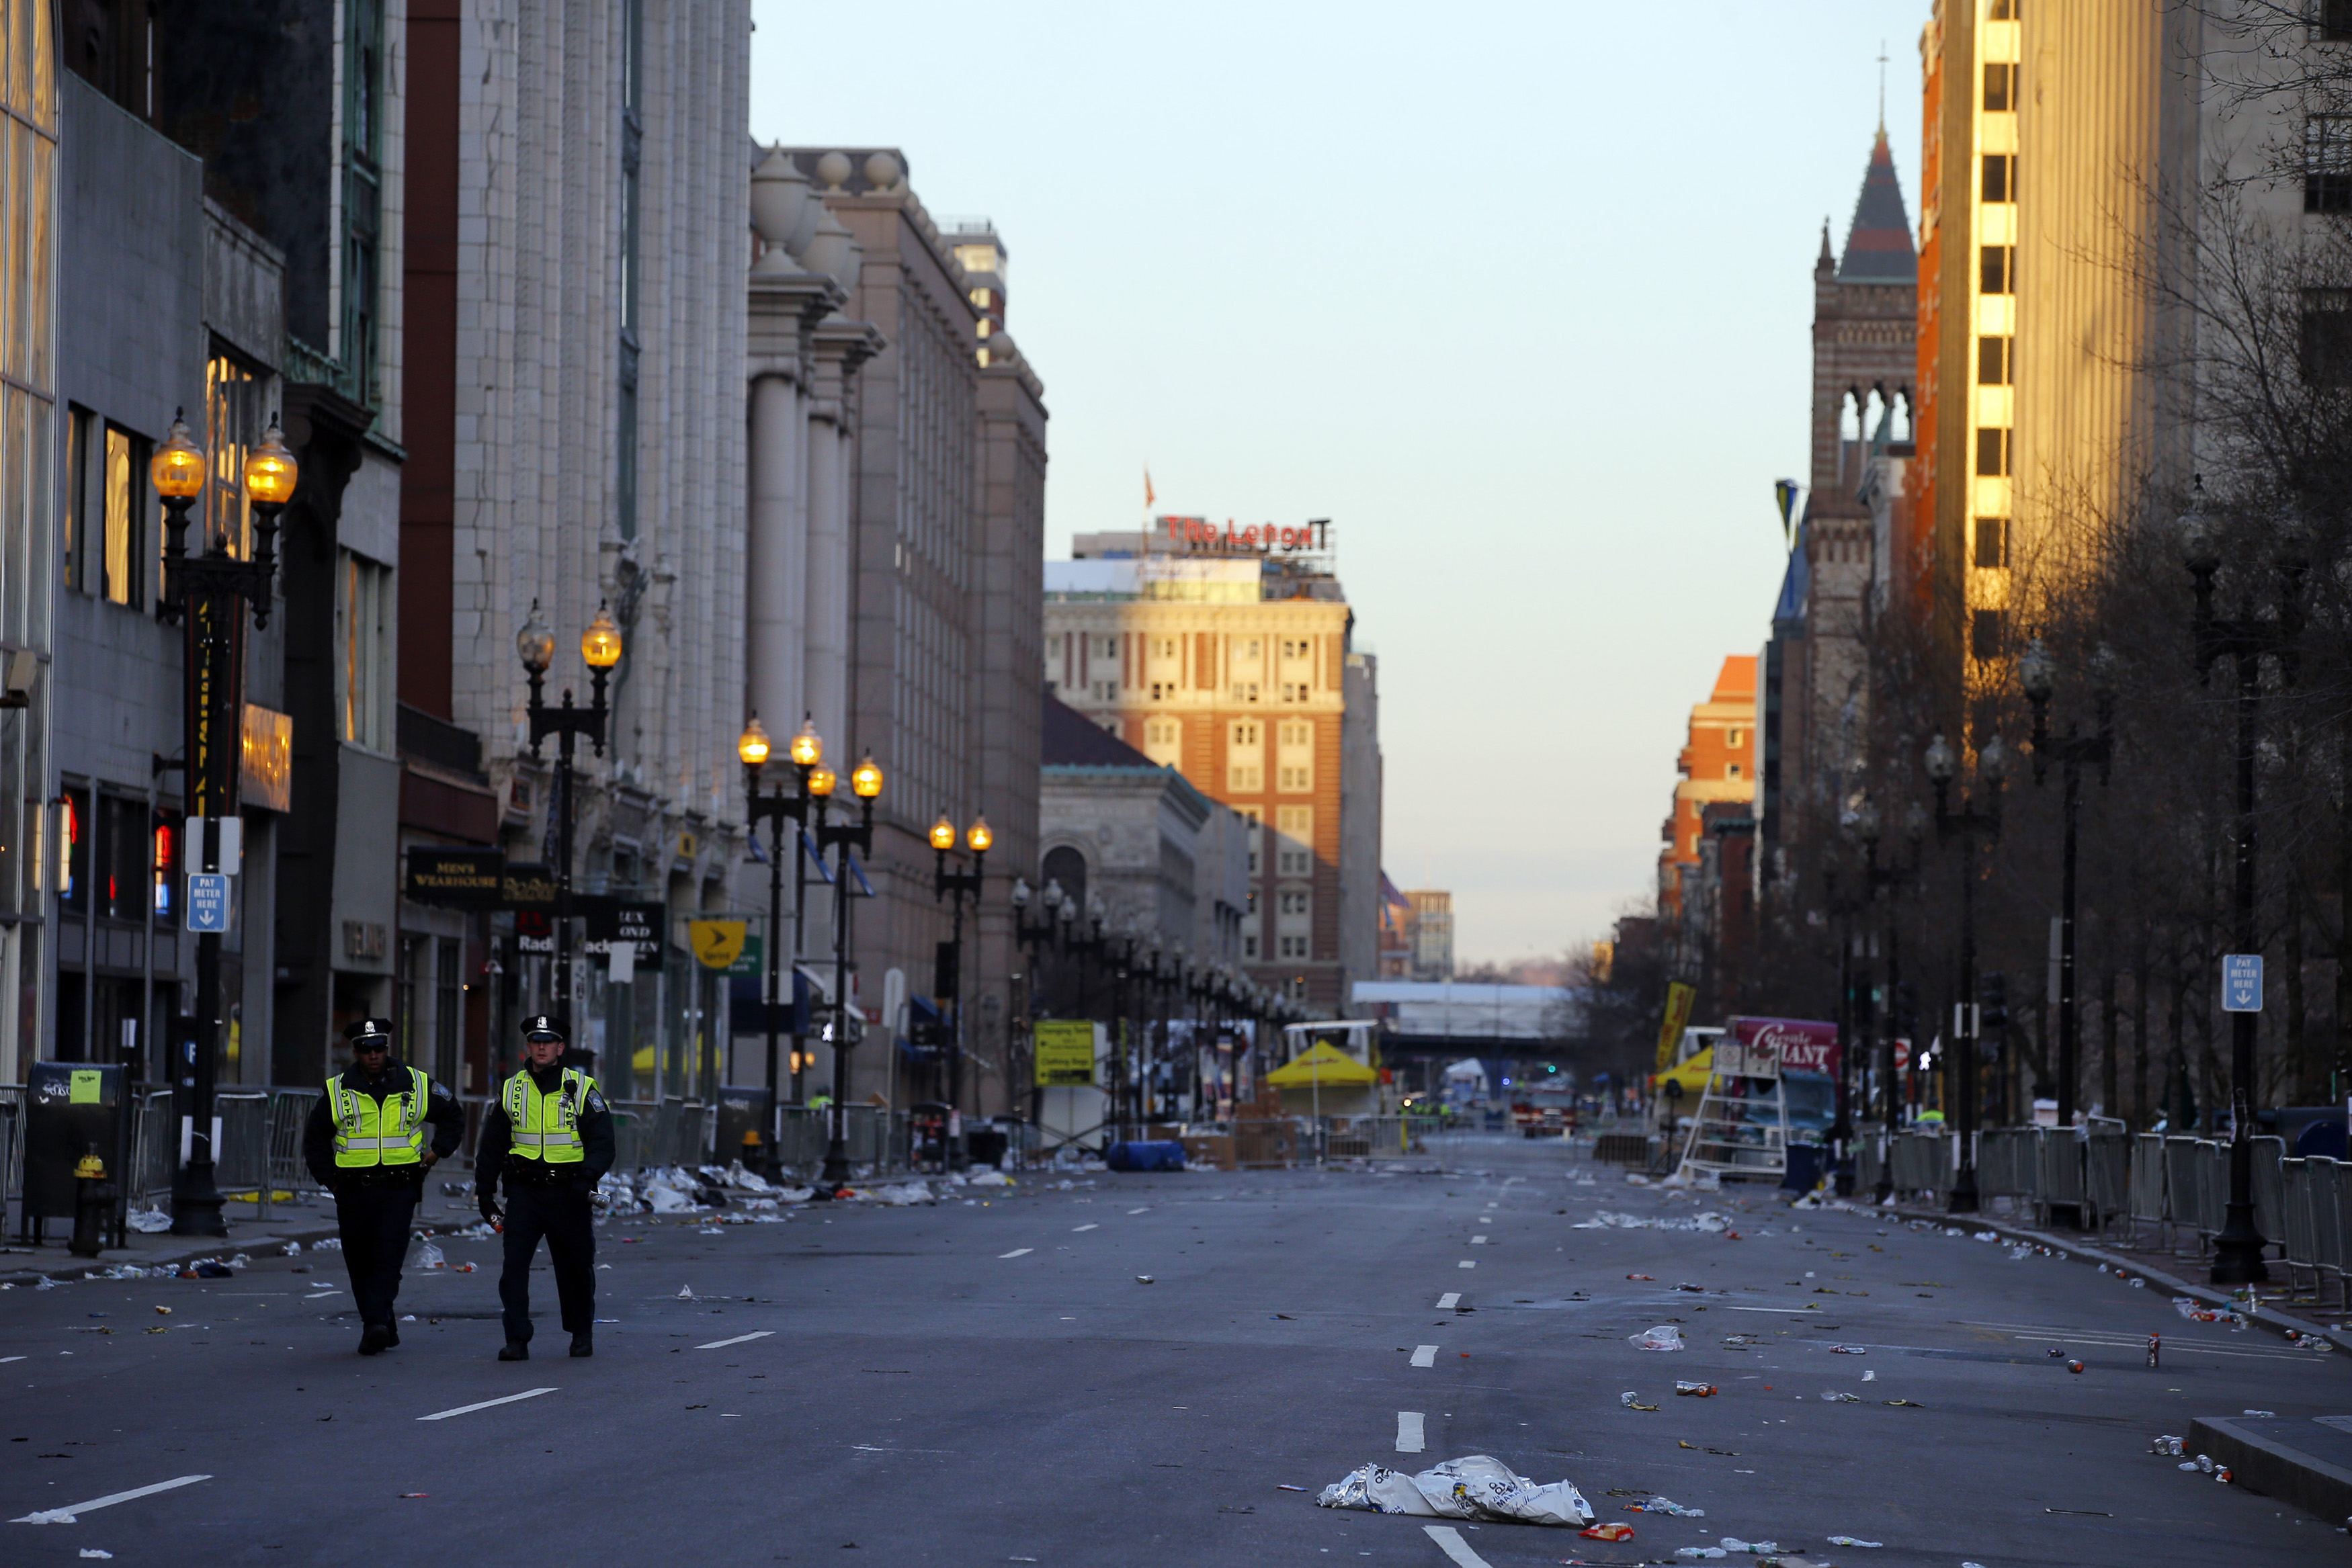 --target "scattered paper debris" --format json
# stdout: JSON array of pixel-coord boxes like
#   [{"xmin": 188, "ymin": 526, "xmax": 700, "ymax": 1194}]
[{"xmin": 1316, "ymin": 1454, "xmax": 1593, "ymax": 1526}]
